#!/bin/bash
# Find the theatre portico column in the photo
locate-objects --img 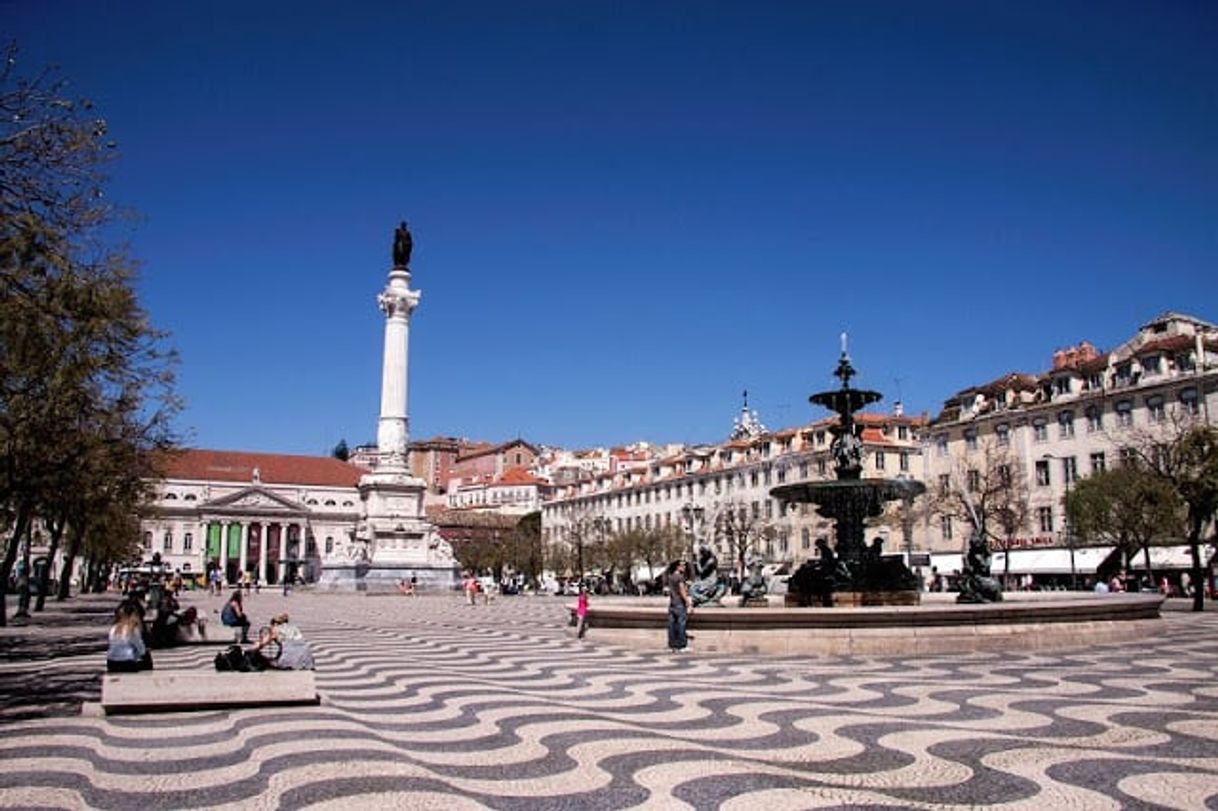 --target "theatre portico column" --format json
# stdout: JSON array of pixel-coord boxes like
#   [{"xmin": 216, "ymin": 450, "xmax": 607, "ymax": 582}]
[
  {"xmin": 218, "ymin": 521, "xmax": 230, "ymax": 577},
  {"xmin": 239, "ymin": 522, "xmax": 250, "ymax": 575},
  {"xmin": 279, "ymin": 524, "xmax": 288, "ymax": 583}
]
